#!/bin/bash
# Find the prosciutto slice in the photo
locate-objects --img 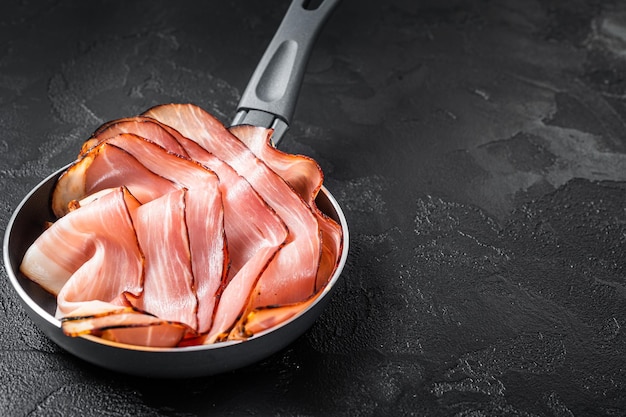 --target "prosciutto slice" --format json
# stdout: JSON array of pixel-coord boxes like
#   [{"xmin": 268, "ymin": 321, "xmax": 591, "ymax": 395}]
[
  {"xmin": 167, "ymin": 137, "xmax": 290, "ymax": 342},
  {"xmin": 131, "ymin": 188, "xmax": 197, "ymax": 330},
  {"xmin": 53, "ymin": 133, "xmax": 219, "ymax": 213},
  {"xmin": 61, "ymin": 303, "xmax": 188, "ymax": 348},
  {"xmin": 229, "ymin": 125, "xmax": 343, "ymax": 293},
  {"xmin": 21, "ymin": 186, "xmax": 208, "ymax": 348},
  {"xmin": 81, "ymin": 117, "xmax": 189, "ymax": 158},
  {"xmin": 21, "ymin": 187, "xmax": 143, "ymax": 304},
  {"xmin": 228, "ymin": 125, "xmax": 323, "ymax": 202},
  {"xmin": 52, "ymin": 143, "xmax": 178, "ymax": 217},
  {"xmin": 185, "ymin": 185, "xmax": 229, "ymax": 334}
]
